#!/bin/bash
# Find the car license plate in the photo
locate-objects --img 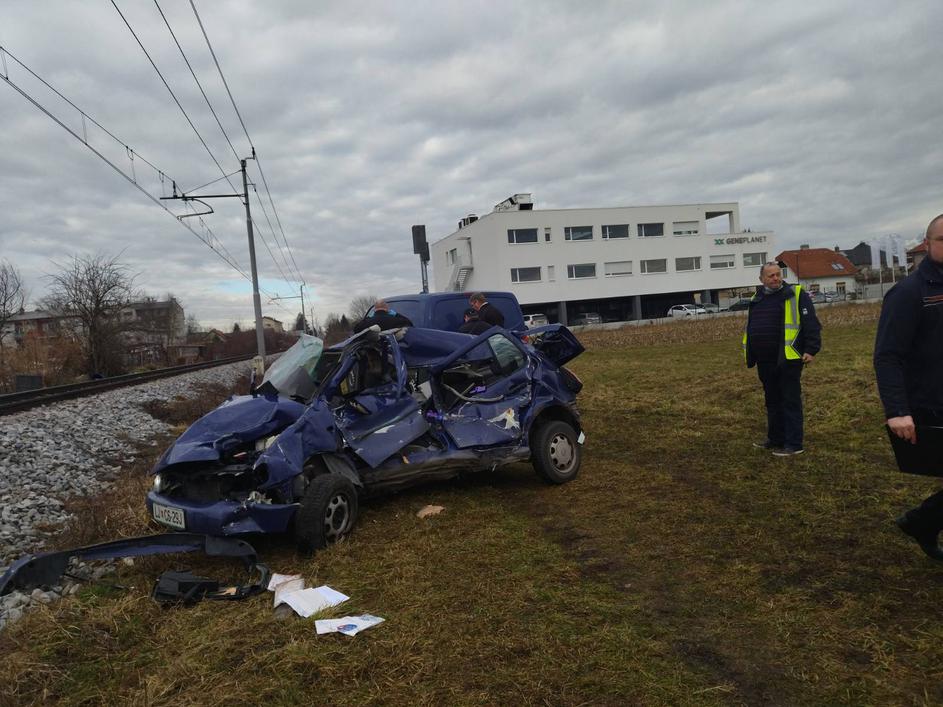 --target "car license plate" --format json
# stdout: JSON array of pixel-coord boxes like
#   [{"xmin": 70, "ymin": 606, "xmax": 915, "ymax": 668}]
[{"xmin": 152, "ymin": 502, "xmax": 185, "ymax": 530}]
